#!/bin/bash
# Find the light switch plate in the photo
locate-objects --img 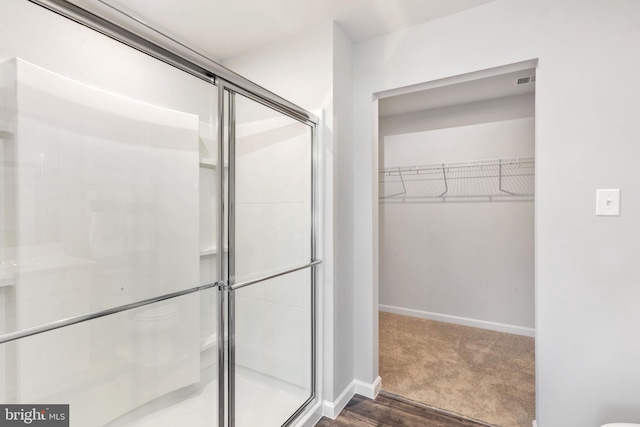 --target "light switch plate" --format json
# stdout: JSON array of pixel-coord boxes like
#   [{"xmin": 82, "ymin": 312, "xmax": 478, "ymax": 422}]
[{"xmin": 596, "ymin": 189, "xmax": 621, "ymax": 216}]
